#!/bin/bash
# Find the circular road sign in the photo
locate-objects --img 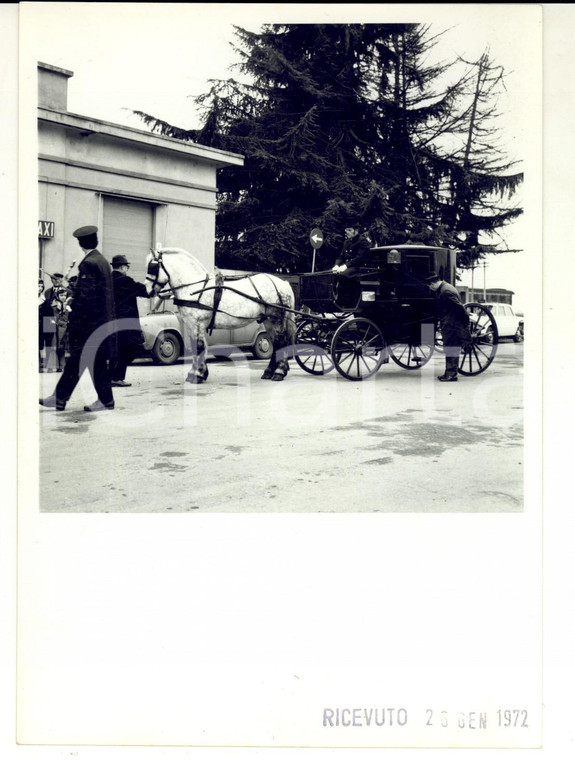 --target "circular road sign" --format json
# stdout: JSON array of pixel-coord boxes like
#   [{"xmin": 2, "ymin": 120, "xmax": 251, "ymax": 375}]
[{"xmin": 309, "ymin": 228, "xmax": 324, "ymax": 249}]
